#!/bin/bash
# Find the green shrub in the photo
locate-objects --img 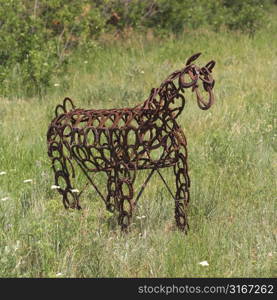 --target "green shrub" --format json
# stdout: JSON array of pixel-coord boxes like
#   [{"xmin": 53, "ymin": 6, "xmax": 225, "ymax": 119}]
[
  {"xmin": 0, "ymin": 0, "xmax": 274, "ymax": 97},
  {"xmin": 101, "ymin": 0, "xmax": 268, "ymax": 34},
  {"xmin": 0, "ymin": 0, "xmax": 105, "ymax": 97},
  {"xmin": 221, "ymin": 0, "xmax": 265, "ymax": 35},
  {"xmin": 0, "ymin": 1, "xmax": 60, "ymax": 96}
]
